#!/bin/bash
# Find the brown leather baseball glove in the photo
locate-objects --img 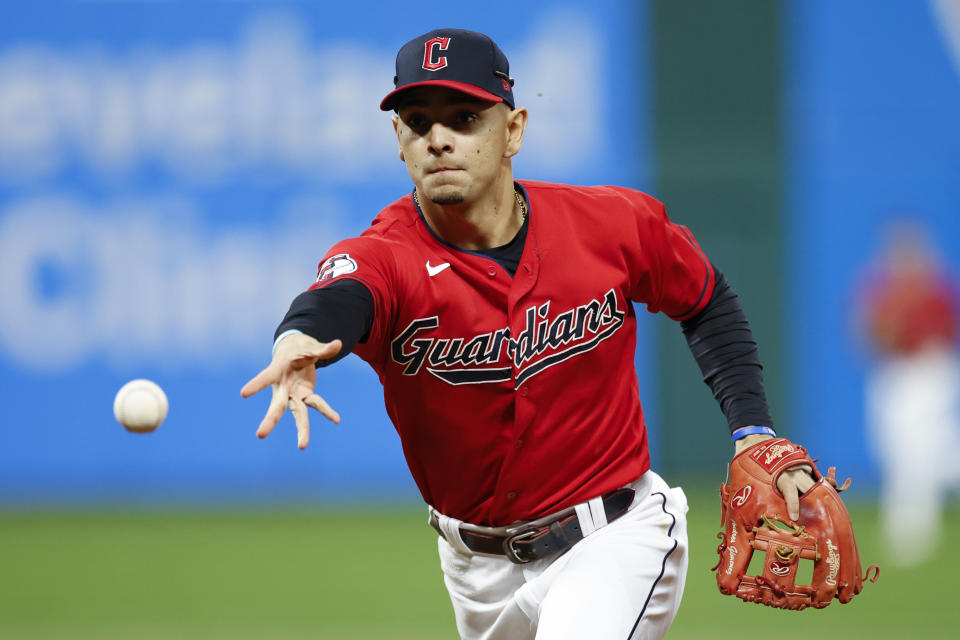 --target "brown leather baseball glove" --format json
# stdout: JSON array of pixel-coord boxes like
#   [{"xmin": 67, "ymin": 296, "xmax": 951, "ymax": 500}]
[{"xmin": 712, "ymin": 437, "xmax": 879, "ymax": 610}]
